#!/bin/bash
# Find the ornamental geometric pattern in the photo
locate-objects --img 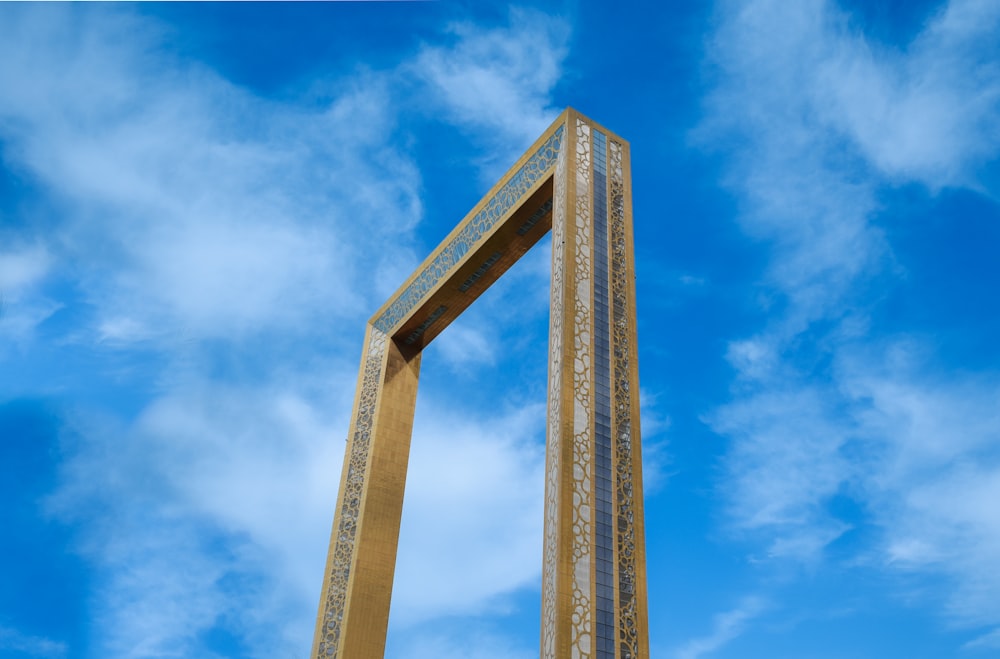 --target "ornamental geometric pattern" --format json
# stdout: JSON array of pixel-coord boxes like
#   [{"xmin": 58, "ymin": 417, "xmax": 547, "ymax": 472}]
[
  {"xmin": 312, "ymin": 108, "xmax": 650, "ymax": 658},
  {"xmin": 372, "ymin": 127, "xmax": 563, "ymax": 335}
]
